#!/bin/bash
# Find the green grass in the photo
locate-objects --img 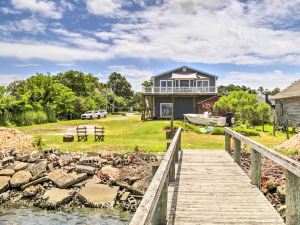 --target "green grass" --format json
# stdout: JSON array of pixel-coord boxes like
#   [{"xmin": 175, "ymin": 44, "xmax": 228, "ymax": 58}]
[{"xmin": 17, "ymin": 116, "xmax": 290, "ymax": 153}]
